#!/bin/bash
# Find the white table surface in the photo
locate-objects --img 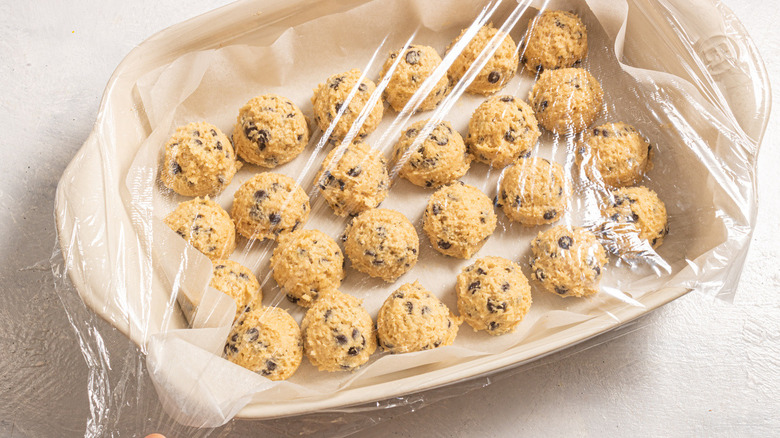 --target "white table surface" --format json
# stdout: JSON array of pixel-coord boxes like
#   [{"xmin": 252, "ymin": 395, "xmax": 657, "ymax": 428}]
[{"xmin": 0, "ymin": 1, "xmax": 777, "ymax": 436}]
